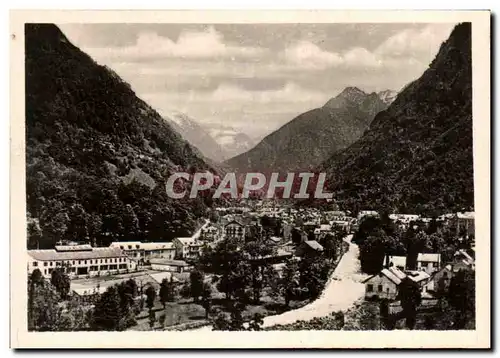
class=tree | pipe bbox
[159,277,176,308]
[200,283,212,319]
[30,268,43,285]
[50,267,70,299]
[212,310,231,331]
[116,279,138,328]
[244,239,276,303]
[201,238,251,301]
[148,309,156,330]
[145,286,156,312]
[319,233,337,262]
[447,269,475,329]
[299,255,330,299]
[28,270,58,331]
[397,278,422,330]
[279,259,300,307]
[189,269,204,303]
[248,313,264,331]
[358,228,389,274]
[91,286,123,331]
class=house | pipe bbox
[296,240,324,257]
[109,241,143,260]
[27,244,135,278]
[109,241,176,263]
[140,242,176,261]
[325,211,347,221]
[417,253,441,274]
[330,220,352,233]
[389,214,421,229]
[455,212,475,238]
[150,258,193,273]
[172,237,204,260]
[199,225,220,242]
[406,270,431,288]
[425,264,453,293]
[266,236,283,247]
[224,219,246,241]
[248,248,293,266]
[452,249,475,271]
[387,255,407,272]
[363,266,406,300]
[357,210,379,221]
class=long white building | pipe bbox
[27,244,135,278]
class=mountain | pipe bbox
[25,24,217,249]
[206,126,256,161]
[377,89,398,105]
[225,87,388,173]
[320,23,472,215]
[163,110,226,162]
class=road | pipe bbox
[192,219,210,239]
[190,234,368,331]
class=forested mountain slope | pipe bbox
[25,24,217,249]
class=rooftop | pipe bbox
[304,240,324,252]
[28,247,126,261]
[417,253,441,262]
[150,258,191,267]
[110,242,174,251]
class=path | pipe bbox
[190,234,367,331]
[192,219,210,239]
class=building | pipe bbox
[389,214,421,229]
[406,270,431,288]
[109,241,176,262]
[296,240,324,257]
[455,212,475,238]
[150,258,193,273]
[330,220,352,233]
[425,264,454,293]
[27,244,135,278]
[199,225,220,242]
[324,211,347,221]
[452,249,475,271]
[387,255,407,272]
[363,266,407,300]
[417,253,441,274]
[224,219,246,240]
[172,237,204,260]
[357,210,379,221]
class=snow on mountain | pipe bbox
[377,89,399,105]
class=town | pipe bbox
[27,202,476,331]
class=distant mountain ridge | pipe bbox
[225,87,389,173]
[162,110,255,162]
[319,23,472,215]
[163,110,226,162]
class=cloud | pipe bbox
[283,40,343,69]
[142,82,327,107]
[375,24,455,60]
[282,24,454,71]
[84,26,266,61]
[283,40,385,70]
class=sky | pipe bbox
[59,23,456,140]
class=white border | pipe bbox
[9,9,491,349]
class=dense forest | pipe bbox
[320,23,474,216]
[25,24,219,249]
